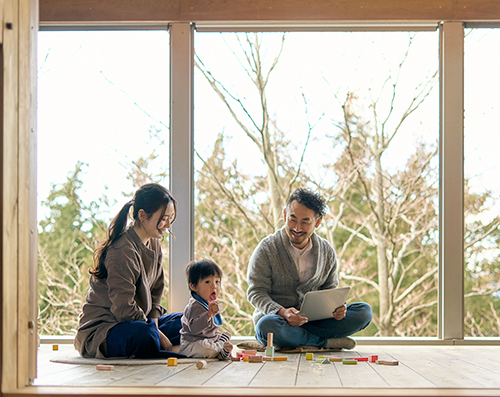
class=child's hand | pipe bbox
[208,301,223,318]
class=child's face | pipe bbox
[190,274,221,303]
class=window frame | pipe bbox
[3,7,500,394]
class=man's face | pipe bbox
[283,200,322,249]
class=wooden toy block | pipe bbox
[306,353,314,360]
[236,352,244,358]
[211,301,224,313]
[242,356,249,362]
[263,356,273,361]
[167,357,177,366]
[316,358,324,363]
[354,357,369,361]
[267,333,274,347]
[376,360,399,366]
[265,346,275,358]
[241,349,257,355]
[327,356,343,362]
[248,355,263,363]
[321,358,330,364]
[342,359,358,365]
[52,344,58,351]
[273,356,287,361]
[96,364,114,371]
[230,356,241,361]
[368,355,378,363]
[317,355,324,359]
[196,360,208,369]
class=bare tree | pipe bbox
[196,33,315,230]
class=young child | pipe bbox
[179,259,233,359]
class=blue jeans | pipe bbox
[255,302,372,348]
[106,312,185,358]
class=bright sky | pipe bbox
[37,28,499,224]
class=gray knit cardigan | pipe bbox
[246,227,339,325]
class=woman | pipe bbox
[74,183,183,358]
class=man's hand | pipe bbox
[278,307,308,327]
[333,304,347,320]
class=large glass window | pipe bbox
[194,31,439,336]
[37,30,170,335]
[464,28,500,337]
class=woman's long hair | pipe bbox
[89,183,177,279]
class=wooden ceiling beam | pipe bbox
[39,0,500,25]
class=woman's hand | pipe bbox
[153,317,173,351]
[159,330,173,351]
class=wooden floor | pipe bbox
[33,344,500,396]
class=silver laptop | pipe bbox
[299,287,351,321]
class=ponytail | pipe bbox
[90,201,133,279]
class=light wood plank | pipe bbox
[295,353,342,387]
[2,0,20,391]
[28,0,39,384]
[32,364,97,386]
[355,348,435,388]
[18,0,34,386]
[381,346,486,388]
[446,345,500,365]
[335,360,388,387]
[204,359,265,387]
[249,354,300,387]
[109,364,190,386]
[69,364,171,387]
[422,347,500,388]
[156,361,231,386]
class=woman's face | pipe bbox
[140,201,175,241]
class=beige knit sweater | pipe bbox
[246,227,339,325]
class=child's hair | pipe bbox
[186,259,223,290]
[90,183,176,279]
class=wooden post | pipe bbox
[1,0,38,390]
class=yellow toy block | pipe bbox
[167,357,177,366]
[306,353,314,360]
[273,356,287,361]
[52,344,58,351]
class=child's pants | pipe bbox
[179,337,226,358]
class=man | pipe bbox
[246,188,372,350]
